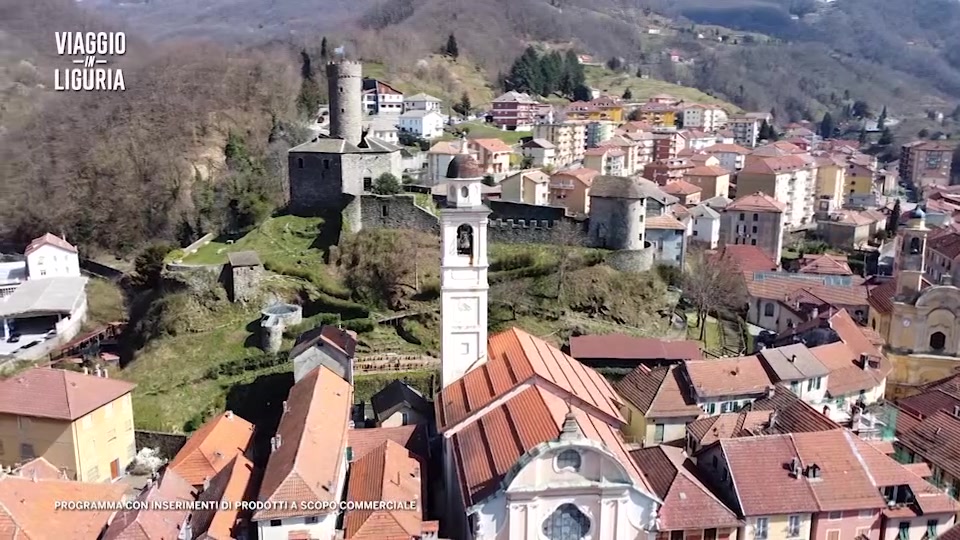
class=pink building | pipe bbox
[490,91,540,130]
[469,138,514,175]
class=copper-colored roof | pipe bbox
[645,215,687,230]
[347,424,429,462]
[0,367,135,421]
[470,138,514,154]
[630,446,740,531]
[343,440,431,539]
[189,454,257,540]
[725,191,786,212]
[436,327,624,431]
[102,469,195,540]
[706,143,751,155]
[798,253,853,276]
[867,278,896,314]
[719,435,820,515]
[552,167,600,187]
[24,233,77,255]
[928,230,960,259]
[897,388,960,424]
[810,341,890,398]
[744,273,868,306]
[790,430,885,511]
[661,179,702,195]
[686,410,773,447]
[169,411,254,486]
[0,475,126,539]
[569,334,702,361]
[255,366,352,521]
[710,245,778,273]
[685,165,730,177]
[614,365,702,418]
[684,356,774,399]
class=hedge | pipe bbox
[204,351,289,380]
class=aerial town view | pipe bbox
[6,0,960,539]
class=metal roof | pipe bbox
[0,276,88,317]
[751,271,853,287]
[759,344,831,382]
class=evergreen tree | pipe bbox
[758,119,773,142]
[453,92,472,116]
[819,112,834,139]
[951,104,960,121]
[635,66,643,78]
[559,49,585,99]
[887,199,901,235]
[858,125,868,145]
[505,46,543,95]
[879,127,893,146]
[320,37,329,60]
[445,34,460,59]
[297,50,322,117]
[572,84,593,102]
[622,87,633,100]
[300,49,314,80]
[878,105,887,129]
[540,51,564,96]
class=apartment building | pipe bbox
[719,192,786,262]
[361,79,404,114]
[738,153,817,228]
[533,122,587,167]
[727,115,765,148]
[490,91,540,130]
[682,104,729,132]
[899,140,955,189]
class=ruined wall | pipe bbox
[605,248,655,273]
[487,218,589,246]
[360,194,440,233]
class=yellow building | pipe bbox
[635,104,678,127]
[613,365,702,446]
[565,98,625,123]
[869,208,960,399]
[0,367,137,482]
[814,155,846,214]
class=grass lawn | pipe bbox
[85,279,126,327]
[363,56,495,113]
[437,121,531,145]
[584,66,740,111]
[182,215,327,266]
[686,312,723,352]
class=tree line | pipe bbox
[502,47,591,101]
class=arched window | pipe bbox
[456,224,474,256]
[296,157,304,169]
[555,449,581,472]
[930,331,947,351]
[461,186,469,198]
[763,303,775,317]
[910,237,921,255]
[542,504,590,540]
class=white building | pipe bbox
[364,114,400,145]
[682,104,728,132]
[704,143,751,172]
[404,93,443,113]
[500,170,551,206]
[435,144,662,540]
[757,344,830,405]
[25,233,80,279]
[0,276,89,349]
[520,138,556,168]
[361,79,404,115]
[398,109,445,140]
[727,115,765,148]
[688,204,721,248]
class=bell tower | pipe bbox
[896,206,929,300]
[440,140,490,388]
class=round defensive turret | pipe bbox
[326,60,363,147]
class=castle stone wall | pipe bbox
[288,152,347,214]
[361,195,440,234]
[588,197,646,250]
[605,249,655,273]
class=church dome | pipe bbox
[446,154,484,180]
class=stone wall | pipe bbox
[360,194,440,234]
[231,265,263,302]
[487,218,590,246]
[288,152,347,213]
[488,200,567,222]
[135,430,188,460]
[605,248,655,273]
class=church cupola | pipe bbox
[445,139,484,208]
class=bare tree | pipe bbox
[551,220,585,302]
[682,248,748,340]
[491,279,530,321]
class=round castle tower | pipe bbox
[326,60,363,147]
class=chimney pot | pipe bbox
[790,355,797,363]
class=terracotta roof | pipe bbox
[470,138,513,154]
[255,366,352,521]
[902,462,932,477]
[347,425,429,462]
[940,524,960,540]
[685,165,730,177]
[436,327,624,431]
[740,154,811,175]
[661,179,702,196]
[552,167,599,187]
[798,253,854,276]
[706,143,751,155]
[0,367,135,421]
[614,365,703,418]
[897,409,960,481]
[754,141,807,155]
[11,458,64,480]
[686,410,774,448]
[102,469,195,540]
[725,191,786,212]
[671,203,693,220]
[645,215,687,230]
[0,475,126,540]
[744,273,868,306]
[584,146,611,156]
[684,356,774,399]
[791,430,887,511]
[189,454,257,540]
[426,140,464,155]
[897,388,960,425]
[343,440,431,539]
[569,334,702,361]
[169,411,254,486]
[809,341,889,398]
[867,278,896,314]
[24,233,77,255]
[711,245,778,273]
[928,230,960,259]
[630,446,740,531]
[719,435,820,515]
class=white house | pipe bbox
[25,233,80,279]
[361,79,404,115]
[757,344,830,405]
[688,204,721,248]
[404,93,443,113]
[682,104,728,132]
[520,138,556,168]
[365,114,400,145]
[704,143,751,172]
[426,140,478,185]
[398,109,445,140]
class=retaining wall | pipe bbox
[135,430,188,460]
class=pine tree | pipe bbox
[320,37,328,60]
[453,92,472,116]
[887,199,901,235]
[635,66,643,78]
[622,87,633,100]
[819,112,834,139]
[445,34,459,59]
[297,50,322,118]
[878,127,893,146]
[540,51,564,96]
[858,125,868,145]
[878,105,888,130]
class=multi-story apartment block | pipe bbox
[899,140,955,189]
[584,120,616,148]
[361,79,404,115]
[490,91,540,130]
[583,146,624,176]
[565,97,625,123]
[634,102,679,127]
[737,149,818,228]
[814,154,847,215]
[682,104,729,132]
[719,192,786,262]
[533,122,587,167]
[652,127,682,160]
[727,113,769,148]
[644,157,695,185]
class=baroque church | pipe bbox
[434,144,662,540]
[869,206,960,398]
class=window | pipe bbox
[753,213,759,221]
[381,205,388,218]
[751,239,757,245]
[829,511,843,520]
[654,424,665,443]
[827,531,841,540]
[788,515,801,537]
[739,213,745,221]
[752,225,758,234]
[856,528,869,539]
[37,256,44,265]
[296,157,304,169]
[898,522,910,540]
[556,449,582,472]
[693,230,699,236]
[323,159,330,170]
[19,443,35,460]
[755,517,769,540]
[542,503,590,540]
[764,303,775,317]
[705,529,718,540]
[671,532,684,540]
[86,466,99,480]
[807,379,814,391]
[363,176,373,191]
[107,428,117,442]
[791,381,800,394]
[461,186,469,198]
[721,401,734,413]
[456,224,474,256]
[815,377,822,389]
[707,403,716,414]
[859,510,874,519]
[927,519,938,539]
[305,516,319,524]
[270,520,282,527]
[930,331,946,351]
[39,270,46,276]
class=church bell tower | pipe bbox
[439,140,491,388]
[896,206,929,300]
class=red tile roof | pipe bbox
[347,425,429,463]
[569,334,702,362]
[189,454,257,540]
[470,138,513,154]
[661,179,702,196]
[11,458,65,481]
[255,366,352,521]
[684,356,774,399]
[645,215,687,230]
[718,435,820,515]
[0,474,126,540]
[552,167,599,187]
[706,143,752,155]
[867,278,896,314]
[102,469,195,540]
[790,430,885,511]
[169,411,254,486]
[809,341,889,397]
[928,230,960,259]
[0,367,135,421]
[799,254,854,276]
[744,273,869,306]
[726,191,786,212]
[630,445,740,531]
[686,410,774,448]
[897,409,960,481]
[24,233,77,255]
[711,245,779,273]
[685,165,730,176]
[613,365,703,418]
[744,385,841,432]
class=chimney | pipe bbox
[766,385,775,398]
[275,434,282,448]
[201,477,210,492]
[94,366,102,378]
[789,354,797,363]
[103,368,108,379]
[177,516,193,540]
[768,410,778,430]
[859,353,870,370]
[789,457,801,477]
[811,307,819,319]
[225,410,233,419]
[953,405,960,418]
[83,367,89,375]
[803,463,821,479]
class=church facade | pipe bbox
[434,145,661,540]
[871,208,960,398]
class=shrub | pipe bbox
[313,293,370,320]
[203,351,290,380]
[490,251,538,272]
[341,317,375,333]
